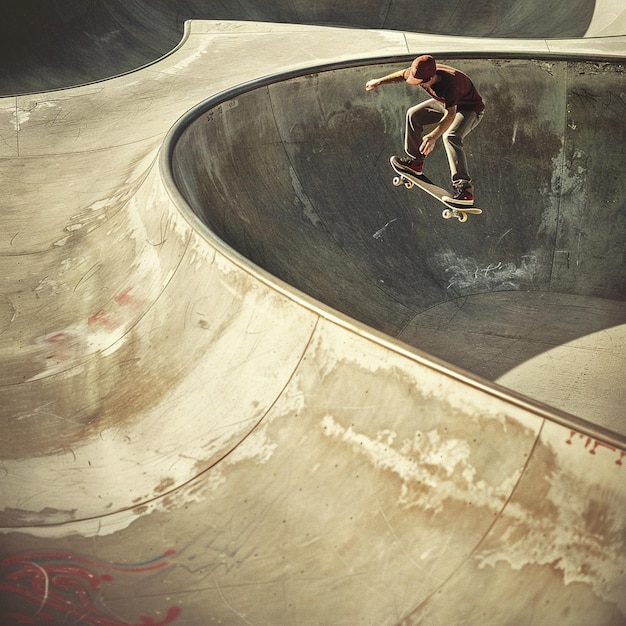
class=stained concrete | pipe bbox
[172,57,626,432]
[0,5,625,626]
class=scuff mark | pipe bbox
[373,218,398,240]
[289,166,320,226]
[440,251,538,291]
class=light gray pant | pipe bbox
[405,98,483,187]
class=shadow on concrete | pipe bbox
[0,0,599,95]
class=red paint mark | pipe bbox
[114,288,137,307]
[88,288,142,331]
[566,430,625,466]
[88,309,104,325]
[41,332,73,362]
[87,309,120,331]
[43,332,70,344]
[0,550,181,625]
[88,309,108,327]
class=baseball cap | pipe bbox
[410,55,436,81]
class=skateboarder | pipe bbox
[366,55,484,205]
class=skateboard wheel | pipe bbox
[442,209,452,220]
[392,176,403,187]
[457,212,468,223]
[404,180,414,189]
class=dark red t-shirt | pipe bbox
[422,64,485,113]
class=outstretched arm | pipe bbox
[365,68,409,91]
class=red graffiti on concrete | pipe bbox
[0,549,181,625]
[566,430,625,466]
[88,288,143,331]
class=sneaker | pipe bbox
[448,184,474,206]
[393,156,423,176]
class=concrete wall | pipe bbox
[172,57,625,348]
[0,0,609,95]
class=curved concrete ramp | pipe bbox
[172,57,626,432]
[0,18,625,626]
[1,0,625,95]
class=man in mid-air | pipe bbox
[366,55,485,206]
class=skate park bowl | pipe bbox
[2,0,626,96]
[1,2,625,625]
[170,56,626,433]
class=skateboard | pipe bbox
[390,156,482,223]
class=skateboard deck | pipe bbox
[390,156,482,223]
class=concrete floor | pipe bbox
[403,292,625,429]
[0,2,625,625]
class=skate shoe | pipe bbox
[448,183,474,206]
[393,156,424,176]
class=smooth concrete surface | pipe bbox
[0,7,625,626]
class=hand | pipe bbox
[365,79,380,91]
[419,134,437,155]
